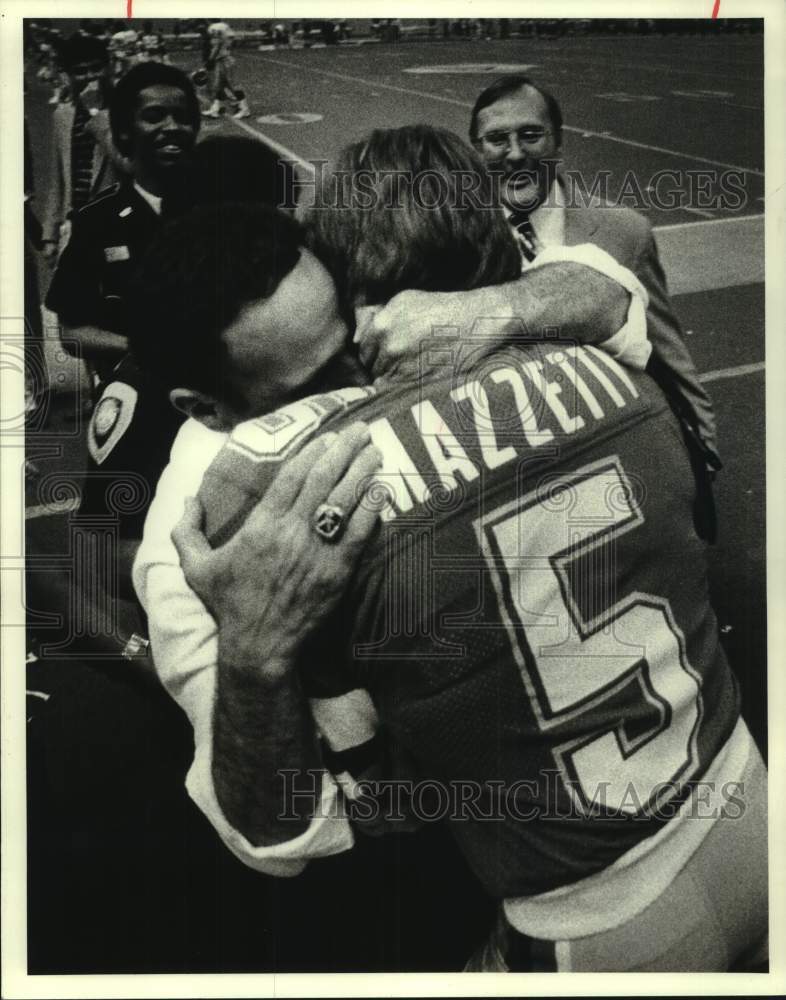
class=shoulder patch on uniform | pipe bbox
[87,381,138,464]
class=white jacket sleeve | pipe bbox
[530,243,652,371]
[132,419,354,875]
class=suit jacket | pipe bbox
[42,102,123,246]
[562,202,719,463]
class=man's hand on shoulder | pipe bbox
[172,422,383,674]
[171,422,383,847]
[355,257,634,383]
[357,288,517,382]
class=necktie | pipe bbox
[71,102,96,211]
[509,211,537,263]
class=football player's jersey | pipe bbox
[207,23,233,61]
[200,342,739,898]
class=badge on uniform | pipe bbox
[93,396,122,439]
[104,245,131,262]
[88,381,138,464]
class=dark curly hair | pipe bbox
[128,204,303,401]
[163,135,299,216]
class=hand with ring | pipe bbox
[172,422,383,677]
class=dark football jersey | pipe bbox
[199,342,739,898]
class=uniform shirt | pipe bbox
[46,182,161,343]
[47,182,178,538]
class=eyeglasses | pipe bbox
[477,127,553,153]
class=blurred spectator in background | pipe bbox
[202,21,250,120]
[40,33,118,260]
[29,22,68,105]
[24,117,49,433]
[138,20,170,64]
[108,26,140,84]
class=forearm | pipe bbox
[62,323,129,361]
[490,262,629,344]
[212,635,323,846]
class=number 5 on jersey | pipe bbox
[476,457,703,816]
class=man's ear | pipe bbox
[169,388,228,430]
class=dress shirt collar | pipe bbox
[133,181,162,216]
[504,178,566,250]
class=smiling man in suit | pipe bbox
[468,74,719,469]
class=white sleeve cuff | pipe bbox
[186,744,355,877]
[531,243,652,371]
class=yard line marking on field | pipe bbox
[403,37,764,85]
[683,207,718,219]
[557,61,760,86]
[257,56,477,109]
[25,498,80,520]
[229,115,316,176]
[253,56,764,178]
[699,361,765,384]
[671,94,762,112]
[561,128,763,177]
[654,212,764,232]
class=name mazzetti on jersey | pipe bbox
[368,344,642,521]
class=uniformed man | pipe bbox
[46,61,201,386]
[81,130,301,614]
[42,63,200,618]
